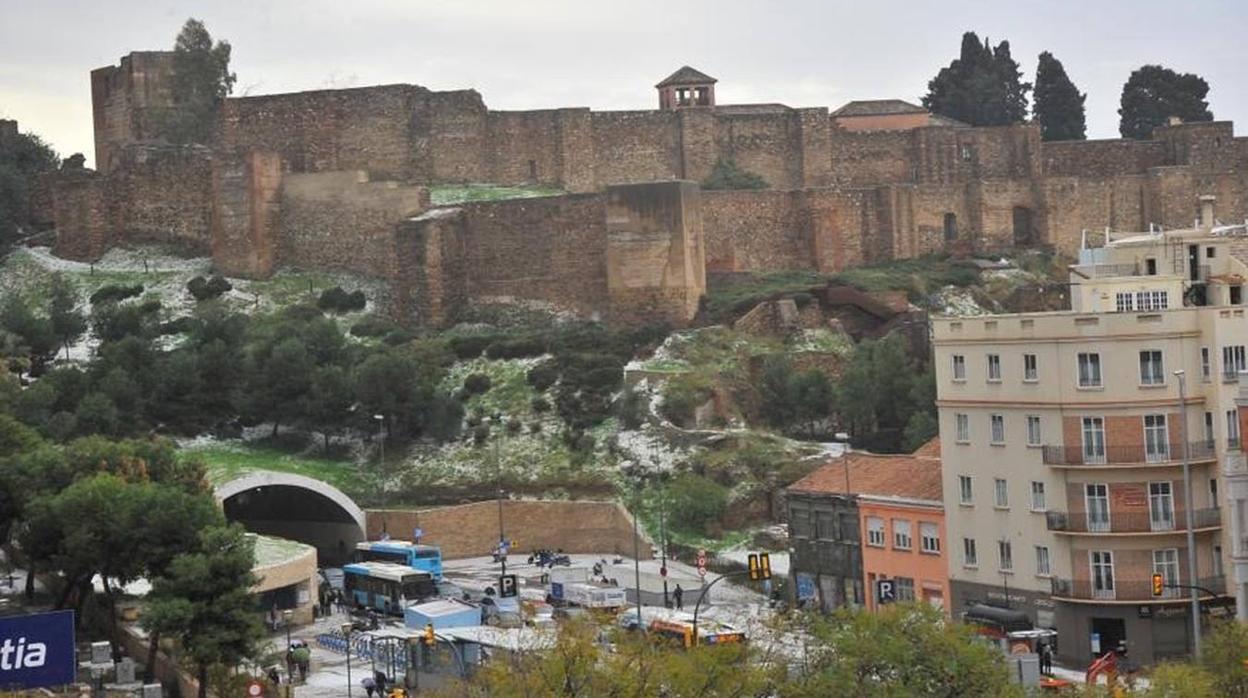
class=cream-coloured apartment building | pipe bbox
[934,197,1248,664]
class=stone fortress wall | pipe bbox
[48,51,1248,326]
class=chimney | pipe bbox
[1199,195,1216,231]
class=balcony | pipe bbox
[1041,441,1216,467]
[1051,575,1226,602]
[1046,508,1221,534]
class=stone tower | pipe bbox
[656,66,716,110]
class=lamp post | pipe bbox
[371,414,381,469]
[342,623,354,697]
[1175,369,1202,659]
[497,487,507,578]
[282,609,293,649]
[632,480,644,633]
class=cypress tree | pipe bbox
[923,32,1031,127]
[1033,51,1087,141]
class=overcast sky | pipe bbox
[3,0,1246,167]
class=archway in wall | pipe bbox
[216,472,367,566]
[1013,206,1035,246]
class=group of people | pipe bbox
[266,640,311,686]
[361,670,408,697]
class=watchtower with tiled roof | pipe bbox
[656,66,716,110]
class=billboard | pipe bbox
[0,610,76,689]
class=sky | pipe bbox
[2,0,1246,167]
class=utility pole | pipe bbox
[495,430,507,577]
[633,481,644,632]
[374,414,385,506]
[1175,370,1202,659]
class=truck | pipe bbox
[561,583,627,610]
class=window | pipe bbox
[1026,415,1042,446]
[955,413,970,443]
[816,511,837,540]
[1211,478,1219,508]
[943,213,958,241]
[951,354,966,381]
[993,478,1009,508]
[1201,347,1212,381]
[1137,291,1168,310]
[1030,481,1047,512]
[1085,483,1111,532]
[1023,353,1038,381]
[840,513,860,542]
[960,144,973,161]
[1149,482,1175,531]
[1224,345,1246,380]
[1078,353,1102,387]
[987,354,1002,381]
[1082,417,1106,464]
[963,538,978,567]
[893,520,912,550]
[896,577,916,601]
[1091,550,1115,599]
[1146,258,1157,275]
[1207,246,1217,259]
[998,540,1013,571]
[1139,350,1165,385]
[920,522,940,554]
[958,475,973,505]
[1205,411,1215,445]
[1144,414,1170,462]
[790,509,811,538]
[990,414,1005,444]
[1035,545,1051,576]
[866,517,885,547]
[1229,410,1241,448]
[1153,549,1179,598]
[1232,286,1244,305]
[1214,545,1224,576]
[1115,293,1135,313]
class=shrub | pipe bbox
[159,317,197,336]
[667,473,729,533]
[187,275,232,301]
[526,361,559,391]
[471,424,490,445]
[449,334,499,359]
[317,286,367,313]
[89,284,144,305]
[506,417,522,435]
[382,329,414,346]
[660,373,714,426]
[463,373,492,395]
[485,336,546,359]
[350,316,397,338]
[702,158,767,191]
[530,396,551,413]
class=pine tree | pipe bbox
[923,32,1031,127]
[1033,52,1087,141]
[1118,65,1213,139]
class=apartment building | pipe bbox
[787,441,946,613]
[934,197,1248,664]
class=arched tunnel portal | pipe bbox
[215,472,367,566]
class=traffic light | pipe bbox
[748,553,772,581]
[423,623,436,647]
[1151,573,1164,597]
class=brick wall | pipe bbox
[590,111,680,184]
[51,170,113,260]
[714,111,802,188]
[111,144,214,252]
[210,150,282,278]
[277,170,427,279]
[1043,139,1168,177]
[366,500,652,560]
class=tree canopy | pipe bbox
[0,125,58,251]
[1033,51,1086,141]
[923,32,1031,127]
[1118,65,1213,139]
[160,18,236,144]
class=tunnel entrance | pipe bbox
[217,473,367,566]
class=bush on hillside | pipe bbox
[349,316,397,338]
[89,284,144,305]
[667,473,729,533]
[463,373,492,395]
[485,336,546,359]
[449,334,500,359]
[187,275,232,301]
[317,286,367,313]
[526,361,559,391]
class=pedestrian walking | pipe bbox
[674,584,684,610]
[362,675,377,698]
[293,643,311,683]
[1039,641,1053,676]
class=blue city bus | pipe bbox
[354,540,444,581]
[342,562,437,615]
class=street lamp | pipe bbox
[374,412,386,462]
[282,609,293,649]
[342,622,354,697]
[1175,369,1202,659]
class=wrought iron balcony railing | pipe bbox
[1041,441,1216,466]
[1045,508,1221,534]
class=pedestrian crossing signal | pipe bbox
[1151,573,1164,597]
[748,553,772,581]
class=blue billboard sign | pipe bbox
[0,610,76,689]
[794,573,816,601]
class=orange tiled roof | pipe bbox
[912,437,941,459]
[788,446,942,502]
